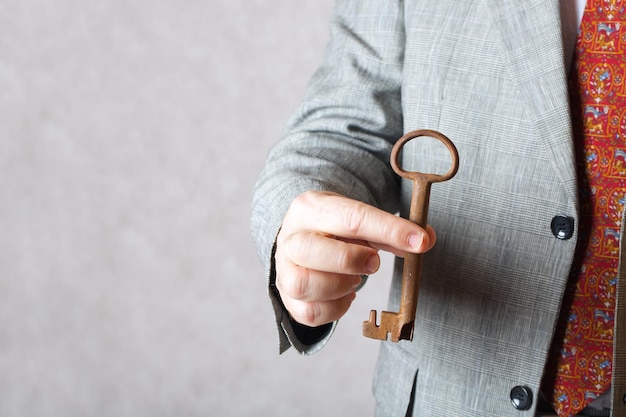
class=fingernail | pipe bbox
[408,233,426,250]
[365,254,380,274]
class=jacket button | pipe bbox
[551,215,574,240]
[510,386,533,410]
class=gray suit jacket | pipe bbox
[250,0,626,416]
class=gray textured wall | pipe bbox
[0,1,394,416]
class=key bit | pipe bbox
[363,129,459,342]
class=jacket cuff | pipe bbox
[268,240,336,354]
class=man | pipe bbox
[251,1,626,416]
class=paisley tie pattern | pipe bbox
[544,1,626,416]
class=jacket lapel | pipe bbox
[484,0,579,209]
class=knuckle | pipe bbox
[335,242,374,274]
[281,232,308,263]
[288,269,310,300]
[276,264,311,301]
[290,191,310,211]
[283,192,313,226]
[382,221,404,246]
[292,190,323,212]
[335,245,356,272]
[339,202,366,235]
[294,238,319,270]
[294,302,322,327]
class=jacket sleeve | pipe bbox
[250,0,406,354]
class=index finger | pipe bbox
[286,191,431,254]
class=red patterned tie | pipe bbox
[543,2,626,416]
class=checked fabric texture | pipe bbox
[543,1,626,416]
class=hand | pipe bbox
[275,190,436,327]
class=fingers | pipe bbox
[276,255,363,302]
[276,267,360,327]
[285,191,432,254]
[275,238,367,326]
[281,231,380,275]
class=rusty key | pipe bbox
[363,129,459,342]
